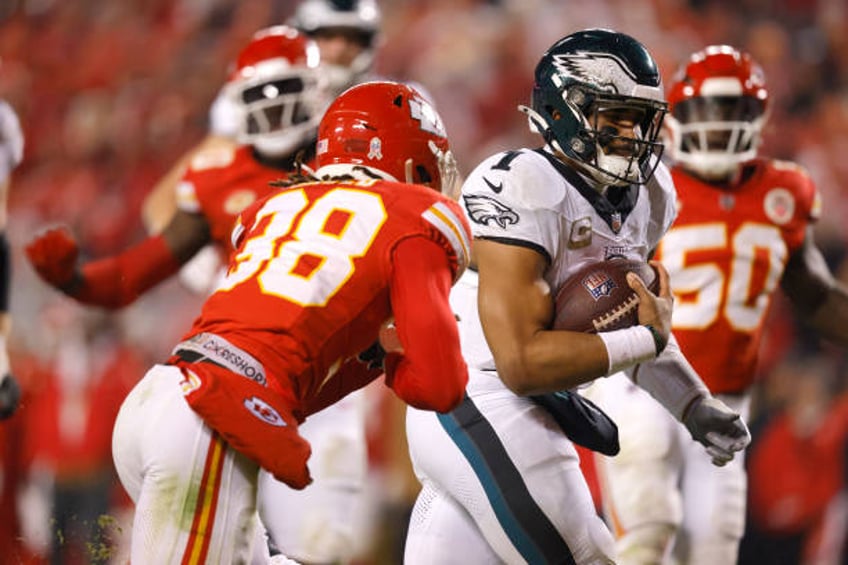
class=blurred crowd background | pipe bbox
[1,0,847,563]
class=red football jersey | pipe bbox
[177,145,312,250]
[656,158,821,394]
[185,177,471,410]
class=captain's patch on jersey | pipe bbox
[568,216,592,249]
[463,194,519,229]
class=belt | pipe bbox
[170,332,268,386]
[172,348,226,369]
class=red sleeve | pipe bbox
[74,235,183,308]
[384,236,468,413]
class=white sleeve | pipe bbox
[0,100,24,183]
[625,333,709,421]
[460,150,563,260]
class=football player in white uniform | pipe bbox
[586,46,848,565]
[403,29,752,565]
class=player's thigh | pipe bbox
[405,481,502,565]
[584,373,684,531]
[113,364,262,564]
[407,388,615,564]
[258,390,368,562]
[673,394,749,565]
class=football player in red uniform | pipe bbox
[24,26,348,563]
[25,26,324,308]
[93,80,468,563]
[587,45,848,565]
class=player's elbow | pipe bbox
[393,363,467,413]
[496,356,541,396]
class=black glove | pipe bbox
[357,341,387,371]
[0,373,20,419]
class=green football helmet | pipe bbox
[520,28,668,187]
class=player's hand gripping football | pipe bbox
[629,260,673,351]
[683,395,751,466]
[25,226,82,293]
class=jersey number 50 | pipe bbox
[217,187,387,306]
[658,222,787,331]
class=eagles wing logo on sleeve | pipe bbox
[463,194,519,229]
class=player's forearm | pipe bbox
[388,237,467,412]
[74,235,183,308]
[629,334,710,421]
[492,330,611,396]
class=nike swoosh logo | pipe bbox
[483,176,503,193]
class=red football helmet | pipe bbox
[665,45,769,180]
[225,25,326,157]
[315,81,457,193]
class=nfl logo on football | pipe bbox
[583,272,616,300]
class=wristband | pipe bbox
[598,325,657,374]
[643,324,667,355]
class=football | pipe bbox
[553,258,659,333]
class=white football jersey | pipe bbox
[455,147,677,371]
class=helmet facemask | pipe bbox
[665,94,766,181]
[229,64,324,158]
[524,86,667,188]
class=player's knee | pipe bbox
[615,522,676,565]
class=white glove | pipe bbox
[683,395,751,466]
[0,99,24,183]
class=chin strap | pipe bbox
[518,104,551,142]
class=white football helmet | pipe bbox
[225,26,324,158]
